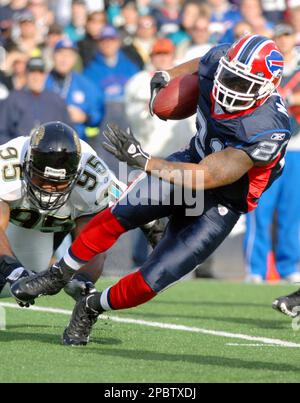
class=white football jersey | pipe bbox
[0,137,125,233]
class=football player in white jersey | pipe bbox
[0,121,162,303]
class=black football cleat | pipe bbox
[63,293,102,346]
[272,289,300,318]
[10,263,75,305]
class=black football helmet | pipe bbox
[24,121,82,211]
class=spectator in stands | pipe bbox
[117,1,139,40]
[123,15,158,69]
[83,25,140,144]
[11,10,43,56]
[4,49,28,90]
[177,13,213,62]
[84,0,105,13]
[77,11,107,68]
[232,19,253,39]
[84,25,139,104]
[49,0,104,27]
[239,0,274,37]
[290,6,300,47]
[276,23,300,131]
[106,0,152,28]
[0,81,8,100]
[220,0,273,43]
[45,38,104,141]
[64,0,88,43]
[0,57,71,144]
[220,19,253,43]
[136,0,153,16]
[0,0,28,22]
[0,64,10,100]
[208,0,241,43]
[260,0,286,24]
[0,19,14,51]
[105,0,124,26]
[125,38,195,266]
[152,0,183,35]
[42,23,64,71]
[0,66,12,92]
[48,0,73,26]
[168,0,205,47]
[245,23,300,284]
[28,0,54,38]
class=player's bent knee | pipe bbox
[141,251,198,293]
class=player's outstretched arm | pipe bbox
[103,124,254,191]
[147,148,254,190]
[166,58,201,80]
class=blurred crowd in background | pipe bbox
[1,0,300,282]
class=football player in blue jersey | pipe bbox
[11,35,292,345]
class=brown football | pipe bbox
[153,72,199,120]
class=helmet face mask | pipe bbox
[24,161,81,211]
[212,35,284,112]
[24,122,82,211]
[213,56,277,112]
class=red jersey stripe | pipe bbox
[247,154,282,212]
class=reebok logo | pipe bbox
[271,133,286,141]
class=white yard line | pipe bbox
[0,302,299,348]
[226,343,276,347]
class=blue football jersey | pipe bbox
[191,44,291,213]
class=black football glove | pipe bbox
[103,124,151,170]
[141,219,167,249]
[149,70,171,116]
[0,255,35,308]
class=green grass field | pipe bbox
[1,279,300,383]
